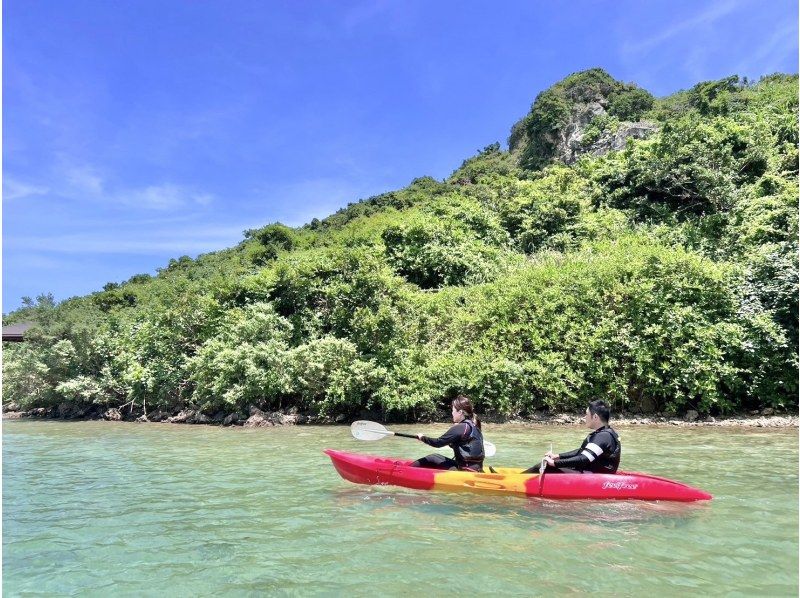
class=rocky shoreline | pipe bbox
[2,402,797,428]
[1,403,318,428]
[487,412,798,428]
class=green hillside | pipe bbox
[4,69,797,421]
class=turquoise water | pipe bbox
[3,421,798,596]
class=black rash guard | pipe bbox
[554,425,621,473]
[419,420,484,471]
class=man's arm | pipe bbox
[555,432,614,469]
[554,447,581,459]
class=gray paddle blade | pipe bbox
[350,420,393,441]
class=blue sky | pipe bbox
[3,0,797,311]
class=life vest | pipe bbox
[589,426,621,473]
[452,419,485,471]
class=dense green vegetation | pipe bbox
[4,69,797,420]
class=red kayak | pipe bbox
[325,449,712,501]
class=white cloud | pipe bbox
[65,166,104,195]
[3,253,65,269]
[116,184,214,211]
[621,0,746,56]
[4,172,388,262]
[7,223,250,255]
[250,177,386,226]
[343,0,393,32]
[735,21,797,76]
[52,163,216,211]
[3,177,49,200]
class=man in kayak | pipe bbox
[410,395,485,472]
[523,399,621,474]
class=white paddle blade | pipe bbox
[351,420,393,441]
[484,440,497,458]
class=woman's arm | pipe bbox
[419,423,468,448]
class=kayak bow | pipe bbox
[324,449,712,501]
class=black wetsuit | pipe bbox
[412,420,485,472]
[524,425,621,474]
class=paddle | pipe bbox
[538,441,554,491]
[350,420,497,457]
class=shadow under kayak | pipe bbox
[324,449,712,501]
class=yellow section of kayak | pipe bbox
[431,469,539,496]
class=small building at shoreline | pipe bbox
[2,322,34,342]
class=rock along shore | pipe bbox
[2,402,797,428]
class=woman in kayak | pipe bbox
[411,395,485,472]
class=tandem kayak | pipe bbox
[324,449,712,501]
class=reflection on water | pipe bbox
[3,421,798,596]
[331,485,711,526]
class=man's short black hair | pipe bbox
[588,400,611,423]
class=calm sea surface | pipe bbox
[3,420,798,596]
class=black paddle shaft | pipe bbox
[393,432,418,439]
